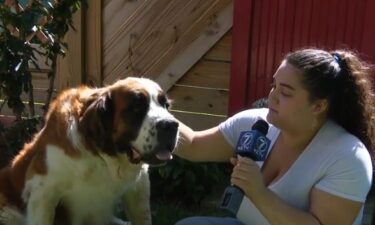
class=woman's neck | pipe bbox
[279,118,326,152]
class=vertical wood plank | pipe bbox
[361,0,375,63]
[57,8,84,90]
[255,0,268,103]
[228,0,253,115]
[85,0,102,87]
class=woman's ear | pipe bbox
[312,98,329,115]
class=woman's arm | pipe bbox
[251,186,362,225]
[309,188,362,225]
[231,157,362,225]
[174,121,235,162]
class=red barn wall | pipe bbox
[229,0,375,115]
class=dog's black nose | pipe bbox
[156,120,179,151]
[156,120,179,134]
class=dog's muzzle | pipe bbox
[142,119,179,165]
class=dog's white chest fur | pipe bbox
[23,145,147,225]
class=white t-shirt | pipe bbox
[218,108,373,225]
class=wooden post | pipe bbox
[85,0,102,87]
[57,8,84,90]
[228,0,253,115]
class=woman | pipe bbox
[174,48,375,225]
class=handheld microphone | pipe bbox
[219,119,270,216]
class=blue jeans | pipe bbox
[175,216,246,225]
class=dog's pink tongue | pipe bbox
[156,151,173,161]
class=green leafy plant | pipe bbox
[149,156,231,205]
[0,116,41,167]
[0,0,85,165]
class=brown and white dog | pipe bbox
[0,77,179,225]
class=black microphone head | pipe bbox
[251,120,269,136]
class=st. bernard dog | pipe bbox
[0,77,179,225]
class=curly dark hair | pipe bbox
[286,48,375,154]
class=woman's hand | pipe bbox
[230,156,266,198]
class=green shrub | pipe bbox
[0,0,84,166]
[149,156,231,205]
[0,116,42,167]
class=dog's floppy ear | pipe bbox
[78,92,115,153]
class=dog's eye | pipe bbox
[165,101,170,109]
[158,94,170,109]
[128,92,148,113]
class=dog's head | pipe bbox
[78,77,179,165]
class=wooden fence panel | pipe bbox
[172,111,226,131]
[169,86,228,116]
[168,30,232,130]
[102,0,231,84]
[176,60,230,89]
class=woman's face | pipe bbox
[266,61,319,131]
